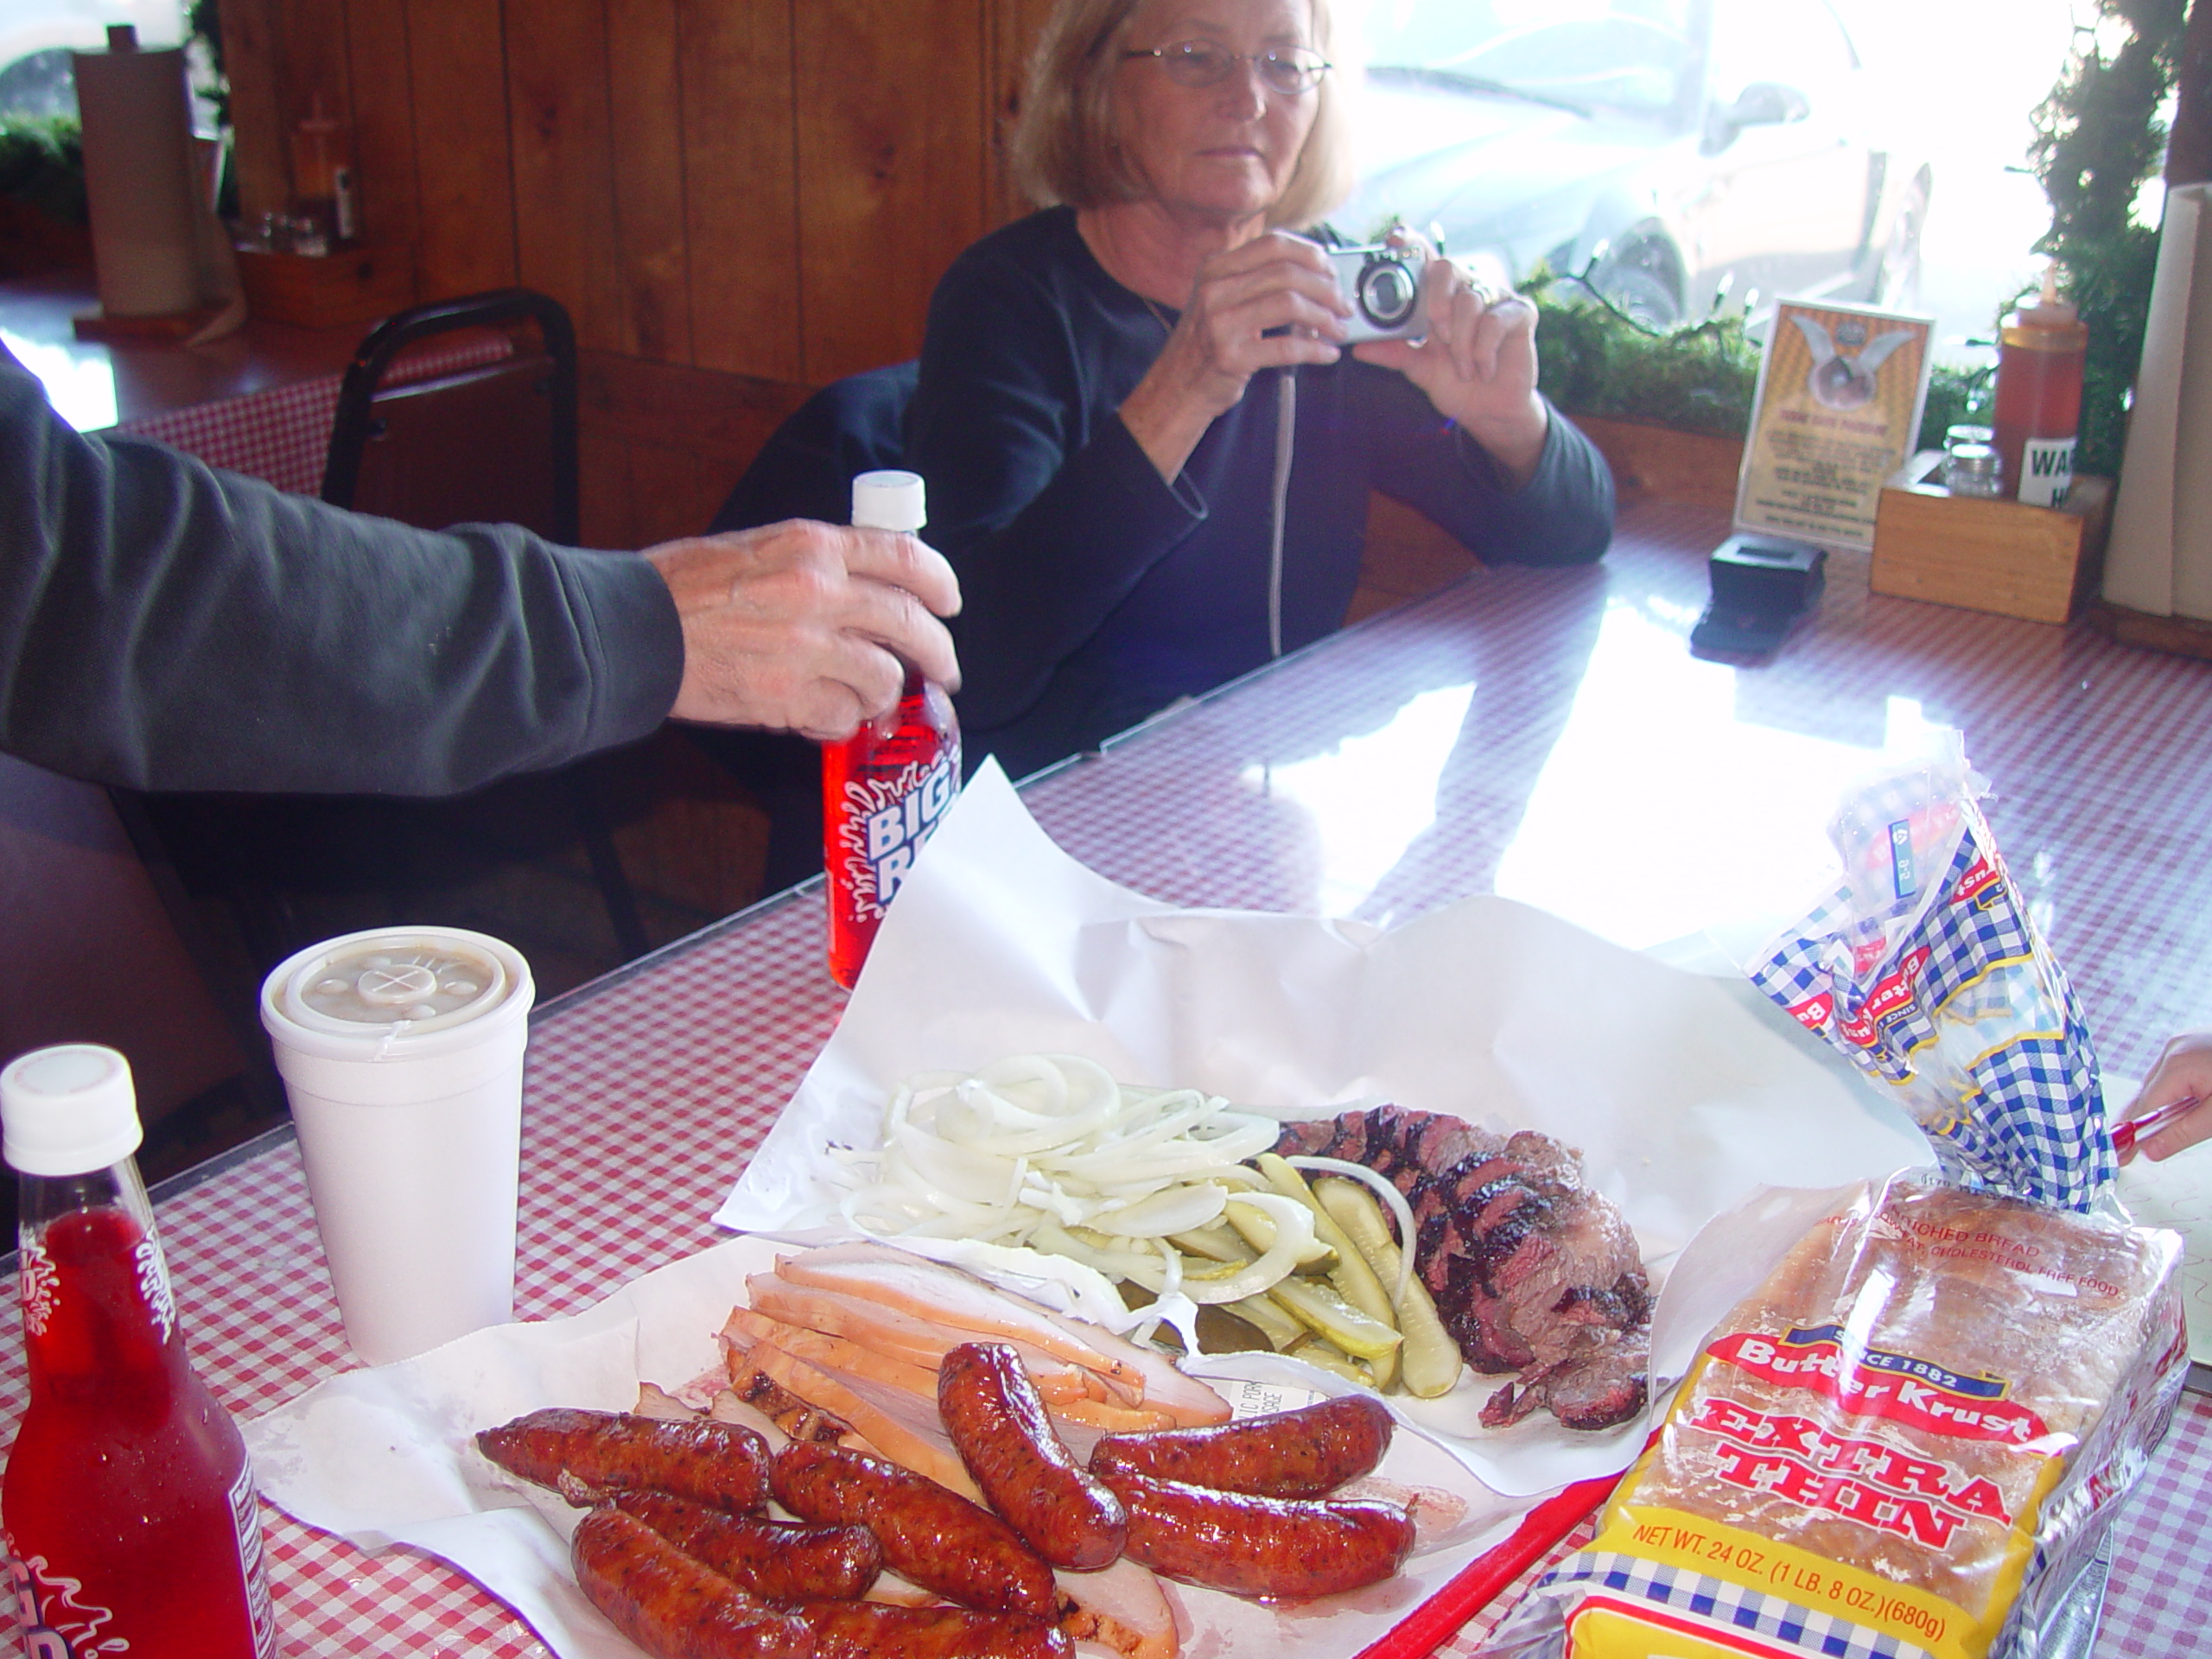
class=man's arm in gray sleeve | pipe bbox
[0,345,683,796]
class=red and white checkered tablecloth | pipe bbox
[2100,1395,2212,1656]
[5,499,2209,1656]
[109,333,515,496]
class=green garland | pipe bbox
[1528,264,1988,454]
[1528,1,2187,472]
[0,116,85,225]
[188,0,232,134]
[1525,267,1760,438]
[2028,0,2187,479]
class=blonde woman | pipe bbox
[905,0,1615,777]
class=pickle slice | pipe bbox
[1224,1197,1335,1268]
[1268,1274,1403,1363]
[1315,1178,1463,1399]
[1256,1154,1402,1388]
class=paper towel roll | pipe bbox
[2104,182,2212,621]
[72,39,202,319]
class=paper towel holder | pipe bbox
[71,24,240,345]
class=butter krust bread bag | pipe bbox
[1487,1173,2185,1659]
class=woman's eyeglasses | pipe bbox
[1121,41,1332,96]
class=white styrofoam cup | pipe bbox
[259,926,534,1366]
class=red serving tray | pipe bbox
[1354,1471,1618,1659]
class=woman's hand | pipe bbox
[2117,1030,2212,1163]
[1119,232,1349,482]
[1355,257,1549,487]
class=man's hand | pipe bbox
[644,520,961,741]
[2117,1029,2212,1163]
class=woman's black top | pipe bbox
[905,207,1616,778]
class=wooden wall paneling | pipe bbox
[1346,493,1475,624]
[606,741,770,921]
[272,0,354,180]
[578,425,639,549]
[507,0,627,352]
[678,0,802,382]
[626,438,741,548]
[340,0,423,258]
[605,0,694,362]
[793,0,988,383]
[403,0,518,299]
[579,349,811,471]
[217,0,288,223]
[984,0,1057,229]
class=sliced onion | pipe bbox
[837,1055,1324,1320]
[1092,1182,1228,1238]
[1033,1219,1166,1288]
[1178,1193,1314,1304]
[886,1120,1020,1203]
[900,1236,1147,1335]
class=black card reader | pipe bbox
[1689,535,1827,660]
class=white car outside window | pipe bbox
[1,0,186,118]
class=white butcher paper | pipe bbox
[245,1235,1535,1659]
[715,761,1927,1493]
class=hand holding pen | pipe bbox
[2113,1030,2212,1163]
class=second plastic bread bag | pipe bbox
[1744,730,2110,1211]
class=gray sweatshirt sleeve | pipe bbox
[0,343,683,795]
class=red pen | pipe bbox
[2112,1091,2203,1157]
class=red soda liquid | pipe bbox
[823,666,960,988]
[3,1206,275,1659]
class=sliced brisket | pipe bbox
[1274,1106,1649,1431]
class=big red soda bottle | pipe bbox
[1,1046,276,1659]
[823,470,961,988]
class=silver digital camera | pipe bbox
[1327,243,1427,342]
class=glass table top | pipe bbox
[1021,499,2212,1081]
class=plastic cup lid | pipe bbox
[268,929,524,1040]
[1,1044,143,1177]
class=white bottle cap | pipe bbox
[852,470,926,532]
[1,1044,143,1177]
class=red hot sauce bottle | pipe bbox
[1,1045,276,1659]
[823,470,962,988]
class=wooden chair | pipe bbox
[322,287,580,539]
[318,289,647,958]
[132,289,654,979]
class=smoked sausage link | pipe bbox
[938,1342,1127,1569]
[571,1509,815,1659]
[479,1408,770,1511]
[770,1440,1058,1618]
[798,1600,1074,1659]
[1089,1393,1393,1499]
[611,1489,882,1602]
[1096,1468,1415,1601]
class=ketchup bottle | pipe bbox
[1992,264,2088,507]
[1,1045,277,1659]
[822,470,961,988]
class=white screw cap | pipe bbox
[1,1044,143,1177]
[852,470,926,532]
